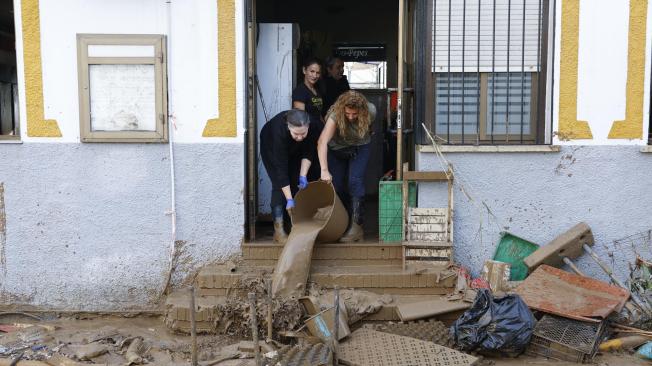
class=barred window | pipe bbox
[417,0,549,145]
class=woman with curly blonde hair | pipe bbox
[317,90,376,242]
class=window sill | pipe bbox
[641,146,652,153]
[419,145,561,153]
[0,137,22,144]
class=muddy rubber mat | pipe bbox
[370,319,453,347]
[339,328,477,366]
[271,343,332,366]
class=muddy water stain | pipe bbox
[271,182,348,298]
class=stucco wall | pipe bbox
[417,146,652,283]
[0,143,243,310]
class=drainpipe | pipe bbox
[161,0,178,298]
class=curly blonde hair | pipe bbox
[327,91,371,139]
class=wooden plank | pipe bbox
[403,170,450,181]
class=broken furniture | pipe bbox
[401,163,454,270]
[523,222,594,276]
[515,265,629,322]
[396,297,470,322]
[526,314,606,363]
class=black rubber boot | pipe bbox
[340,197,364,243]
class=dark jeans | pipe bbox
[328,143,371,201]
[261,156,300,219]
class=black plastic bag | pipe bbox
[451,289,535,355]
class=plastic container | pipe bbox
[293,181,348,243]
[493,232,539,281]
[379,181,416,242]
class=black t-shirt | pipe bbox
[259,111,319,189]
[292,83,324,124]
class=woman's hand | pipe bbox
[320,169,332,182]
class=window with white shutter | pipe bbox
[417,0,550,145]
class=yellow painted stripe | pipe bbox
[558,0,592,140]
[22,0,61,137]
[202,0,237,138]
[608,0,648,139]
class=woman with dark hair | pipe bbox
[292,57,324,125]
[317,91,375,242]
[292,57,324,180]
[260,109,318,243]
[321,56,350,115]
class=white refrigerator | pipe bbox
[256,23,300,216]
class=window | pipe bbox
[334,44,387,89]
[77,34,168,142]
[0,0,19,140]
[417,0,549,145]
[344,61,387,89]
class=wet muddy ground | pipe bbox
[0,314,648,366]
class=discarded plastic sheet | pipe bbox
[452,289,535,356]
[515,265,629,321]
[338,328,477,366]
[271,181,348,298]
[396,298,470,321]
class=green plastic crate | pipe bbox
[379,181,416,243]
[493,232,540,281]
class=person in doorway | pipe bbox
[317,91,375,242]
[321,56,350,115]
[293,57,325,126]
[292,57,324,180]
[260,109,318,243]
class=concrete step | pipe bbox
[163,290,225,333]
[241,241,404,266]
[164,291,465,334]
[195,263,457,297]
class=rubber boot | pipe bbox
[340,198,364,243]
[273,218,288,244]
[272,205,288,244]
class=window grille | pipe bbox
[417,0,550,145]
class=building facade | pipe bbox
[0,0,650,310]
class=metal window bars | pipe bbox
[431,0,547,145]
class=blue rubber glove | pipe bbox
[286,199,295,210]
[298,176,308,190]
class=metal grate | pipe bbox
[526,314,605,363]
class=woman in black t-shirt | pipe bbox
[292,58,324,125]
[292,57,324,180]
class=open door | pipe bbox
[245,0,258,241]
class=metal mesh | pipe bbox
[614,229,652,259]
[526,314,604,363]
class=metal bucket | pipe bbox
[293,181,348,243]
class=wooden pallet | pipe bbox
[401,164,454,270]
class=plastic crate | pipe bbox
[493,232,539,281]
[379,181,416,243]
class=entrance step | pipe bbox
[241,242,403,266]
[164,291,464,334]
[195,263,456,297]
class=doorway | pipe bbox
[246,0,416,242]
